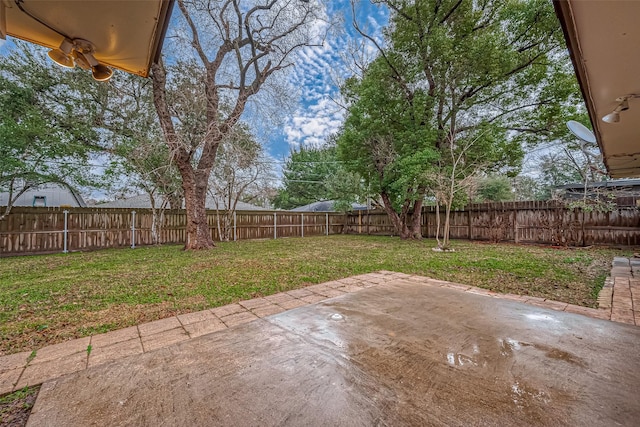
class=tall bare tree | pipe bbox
[151,0,326,249]
[209,125,276,241]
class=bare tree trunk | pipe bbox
[380,192,412,239]
[409,199,423,239]
[149,191,159,245]
[152,60,214,250]
[182,173,214,249]
[435,201,442,247]
[215,208,222,242]
[443,197,453,249]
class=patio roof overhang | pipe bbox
[553,0,640,178]
[0,0,174,78]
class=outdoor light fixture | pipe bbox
[48,38,113,82]
[14,0,113,82]
[47,38,75,68]
[602,95,640,124]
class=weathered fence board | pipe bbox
[1,201,639,256]
[343,201,640,247]
[0,208,347,256]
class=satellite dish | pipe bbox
[567,120,596,144]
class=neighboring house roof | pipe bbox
[96,194,268,211]
[291,200,368,212]
[0,183,86,207]
[558,179,640,191]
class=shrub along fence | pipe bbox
[1,201,639,256]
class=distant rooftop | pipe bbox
[291,200,368,212]
[97,194,267,211]
[557,179,640,190]
[0,183,86,208]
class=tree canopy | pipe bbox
[338,0,583,241]
[274,144,363,210]
[0,44,101,219]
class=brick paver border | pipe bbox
[595,257,640,326]
[0,270,629,395]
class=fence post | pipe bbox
[274,212,277,240]
[301,213,304,238]
[468,208,473,241]
[424,207,429,238]
[234,211,237,241]
[131,211,136,249]
[326,213,329,235]
[513,207,519,243]
[63,210,69,253]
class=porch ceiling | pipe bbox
[554,0,640,178]
[1,0,174,77]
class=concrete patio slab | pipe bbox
[27,280,640,426]
[0,351,31,371]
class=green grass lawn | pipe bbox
[0,235,627,355]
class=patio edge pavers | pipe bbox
[0,269,633,396]
[597,257,639,326]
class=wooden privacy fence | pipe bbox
[0,207,346,256]
[344,201,640,247]
[1,201,639,256]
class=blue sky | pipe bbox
[270,1,388,160]
[154,0,389,164]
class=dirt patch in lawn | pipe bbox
[0,386,39,427]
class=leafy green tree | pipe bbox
[339,0,582,244]
[476,176,513,202]
[274,144,364,210]
[0,43,100,219]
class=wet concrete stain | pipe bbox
[27,280,640,426]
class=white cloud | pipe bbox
[283,95,344,149]
[280,0,389,152]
